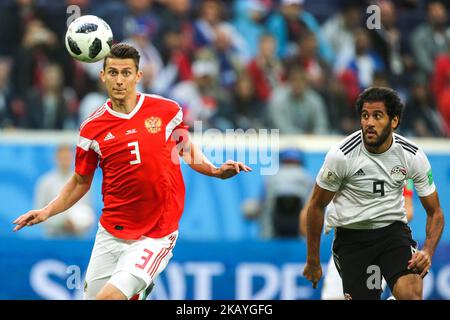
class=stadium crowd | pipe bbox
[0,0,449,137]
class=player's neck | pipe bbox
[364,134,393,154]
[110,93,138,114]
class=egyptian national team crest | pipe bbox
[145,116,162,134]
[390,165,407,181]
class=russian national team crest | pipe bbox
[390,165,407,181]
[145,117,162,134]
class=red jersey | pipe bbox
[75,93,187,240]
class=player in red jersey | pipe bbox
[13,44,251,300]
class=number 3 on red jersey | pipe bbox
[128,141,141,165]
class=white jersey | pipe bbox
[317,130,435,232]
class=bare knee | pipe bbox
[392,274,423,300]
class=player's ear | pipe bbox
[391,115,399,130]
[100,70,106,83]
[136,70,143,83]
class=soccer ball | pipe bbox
[65,15,113,63]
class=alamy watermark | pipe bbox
[171,121,280,176]
[366,4,381,30]
[66,265,83,290]
[366,265,383,290]
[66,5,81,27]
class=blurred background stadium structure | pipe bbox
[1,0,450,299]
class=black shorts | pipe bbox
[332,221,419,300]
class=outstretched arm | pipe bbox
[180,139,251,179]
[13,172,94,231]
[408,191,445,277]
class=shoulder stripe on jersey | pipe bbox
[340,133,362,152]
[90,140,102,156]
[77,136,102,156]
[340,132,361,150]
[80,105,106,130]
[394,136,418,151]
[77,136,91,151]
[166,108,183,142]
[143,93,182,108]
[341,137,361,153]
[396,140,417,155]
[342,140,361,155]
[80,104,105,127]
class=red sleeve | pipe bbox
[75,136,99,176]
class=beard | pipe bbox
[362,123,392,148]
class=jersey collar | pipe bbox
[105,93,144,119]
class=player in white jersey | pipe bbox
[300,181,414,299]
[303,87,444,300]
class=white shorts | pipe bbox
[83,223,178,299]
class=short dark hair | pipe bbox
[356,87,404,128]
[103,43,140,71]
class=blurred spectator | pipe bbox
[345,29,385,89]
[402,74,446,137]
[42,0,93,40]
[247,33,284,103]
[242,148,313,239]
[78,78,108,125]
[268,66,328,134]
[0,0,44,56]
[210,24,246,89]
[193,0,250,63]
[431,36,450,100]
[13,19,66,98]
[233,0,267,59]
[371,71,391,87]
[410,1,450,77]
[287,31,328,91]
[24,63,78,130]
[231,72,267,130]
[0,57,14,128]
[152,28,194,95]
[266,0,333,64]
[155,0,194,51]
[0,0,446,140]
[96,0,160,42]
[34,145,95,238]
[154,0,195,95]
[368,1,405,84]
[323,76,359,135]
[170,59,233,130]
[123,16,164,89]
[321,0,361,73]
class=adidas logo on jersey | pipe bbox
[104,132,115,141]
[353,168,365,176]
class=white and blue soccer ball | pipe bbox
[65,15,113,63]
